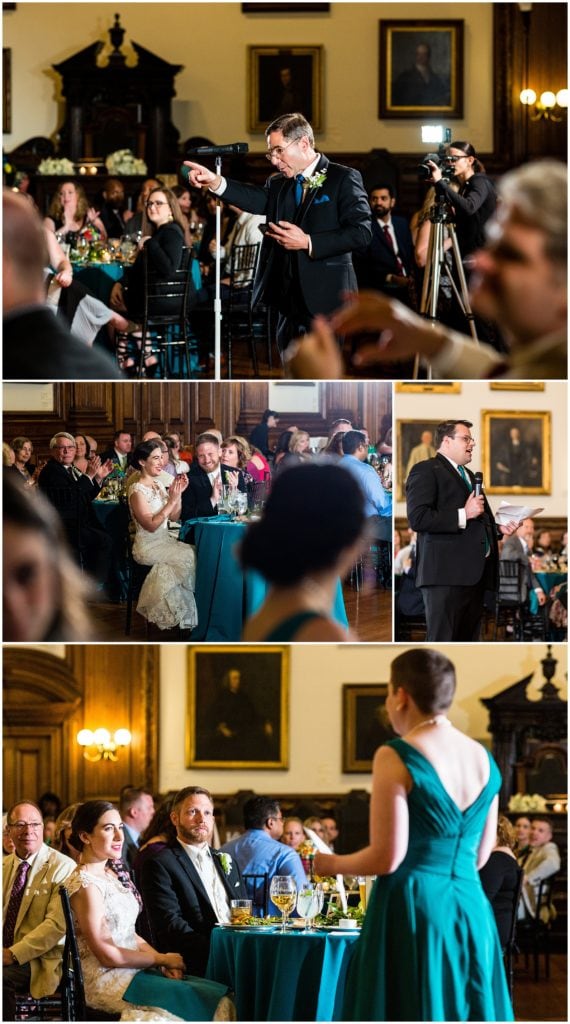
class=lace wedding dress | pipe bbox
[65,868,232,1021]
[129,481,198,630]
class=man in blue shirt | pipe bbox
[220,796,306,914]
[340,430,392,540]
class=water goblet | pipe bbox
[270,875,297,933]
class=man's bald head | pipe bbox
[3,190,49,311]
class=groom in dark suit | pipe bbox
[406,419,518,641]
[184,112,372,354]
[140,786,246,975]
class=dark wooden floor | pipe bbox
[87,580,392,643]
[513,953,567,1021]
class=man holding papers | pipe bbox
[406,419,518,641]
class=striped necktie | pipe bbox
[458,465,471,488]
[3,860,30,948]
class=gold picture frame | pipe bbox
[342,684,396,773]
[186,645,289,769]
[379,19,464,119]
[395,382,462,393]
[247,45,323,133]
[489,382,545,392]
[396,418,440,502]
[482,409,551,495]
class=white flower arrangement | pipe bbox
[507,792,548,812]
[37,157,76,176]
[218,852,233,876]
[303,169,327,191]
[105,149,148,176]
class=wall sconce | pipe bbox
[77,728,132,762]
[520,88,568,121]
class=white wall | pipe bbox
[394,380,568,518]
[3,2,494,155]
[159,642,567,795]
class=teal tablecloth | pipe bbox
[92,499,129,601]
[179,516,348,641]
[74,258,202,303]
[206,927,359,1021]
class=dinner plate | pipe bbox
[217,923,277,933]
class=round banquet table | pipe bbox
[179,516,348,641]
[206,925,359,1021]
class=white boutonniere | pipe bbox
[218,852,233,876]
[303,170,327,191]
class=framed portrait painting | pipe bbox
[379,20,464,119]
[248,45,323,132]
[482,410,551,495]
[396,419,440,501]
[3,48,11,133]
[186,645,289,769]
[343,684,396,773]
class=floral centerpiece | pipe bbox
[507,792,548,813]
[105,149,147,176]
[37,156,76,176]
[99,466,127,501]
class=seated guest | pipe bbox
[534,530,554,559]
[275,430,312,471]
[164,434,190,474]
[65,800,232,1021]
[122,177,162,235]
[173,185,205,246]
[181,433,246,523]
[120,787,156,875]
[98,176,128,238]
[273,429,296,469]
[37,432,114,584]
[321,816,339,852]
[11,437,38,487]
[340,430,392,540]
[318,418,353,453]
[110,186,198,373]
[3,474,92,642]
[240,463,367,641]
[220,796,306,901]
[3,190,123,380]
[500,517,546,607]
[128,440,198,633]
[514,815,532,864]
[133,796,178,943]
[354,183,414,305]
[44,179,106,241]
[74,434,95,475]
[322,431,347,460]
[99,429,133,471]
[53,803,83,863]
[520,817,561,921]
[281,817,305,851]
[221,435,270,484]
[304,817,326,841]
[3,800,76,1021]
[141,786,246,976]
[479,815,521,947]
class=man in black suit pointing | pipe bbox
[406,419,518,641]
[184,112,372,355]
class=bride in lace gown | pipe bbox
[128,439,198,631]
[65,801,233,1022]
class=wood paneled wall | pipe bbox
[3,382,391,461]
[3,646,159,807]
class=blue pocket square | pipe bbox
[314,194,330,204]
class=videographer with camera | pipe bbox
[427,141,496,261]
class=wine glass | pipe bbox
[270,875,297,933]
[297,882,323,931]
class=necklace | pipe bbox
[406,714,451,739]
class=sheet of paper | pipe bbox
[304,826,347,912]
[494,502,544,525]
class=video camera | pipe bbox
[417,126,455,182]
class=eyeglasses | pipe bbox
[454,434,476,445]
[146,200,168,209]
[56,445,76,451]
[265,139,297,163]
[8,821,43,832]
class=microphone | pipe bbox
[474,472,483,497]
[185,142,249,157]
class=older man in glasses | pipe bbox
[3,800,75,1020]
[184,112,371,357]
[406,419,517,641]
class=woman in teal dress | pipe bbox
[314,648,513,1022]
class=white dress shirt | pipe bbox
[177,839,231,923]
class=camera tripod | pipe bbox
[413,195,479,379]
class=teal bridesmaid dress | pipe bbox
[343,739,514,1022]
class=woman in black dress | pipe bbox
[479,814,521,947]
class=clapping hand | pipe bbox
[170,473,188,498]
[96,459,114,483]
[225,470,240,491]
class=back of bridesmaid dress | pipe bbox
[344,738,513,1022]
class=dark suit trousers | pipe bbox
[420,576,487,641]
[3,962,32,1021]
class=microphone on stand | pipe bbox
[183,142,249,160]
[474,472,483,497]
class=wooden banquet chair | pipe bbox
[59,885,120,1022]
[223,242,271,378]
[138,245,197,379]
[517,874,559,981]
[503,864,524,1003]
[242,872,270,917]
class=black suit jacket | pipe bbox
[99,448,133,470]
[222,155,372,316]
[140,842,246,975]
[181,463,247,522]
[3,306,123,381]
[37,459,102,529]
[121,827,139,877]
[355,214,414,291]
[406,453,499,589]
